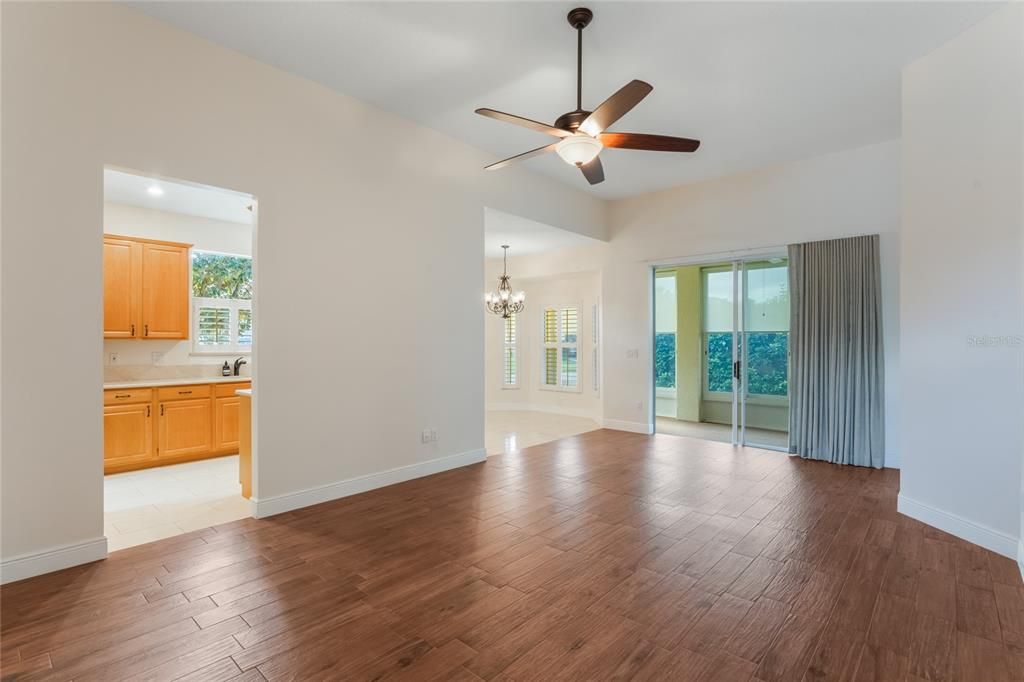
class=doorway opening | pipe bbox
[654,256,790,449]
[482,208,604,455]
[102,167,256,551]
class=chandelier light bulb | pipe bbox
[555,133,603,167]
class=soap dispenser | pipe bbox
[221,361,231,377]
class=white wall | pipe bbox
[104,202,252,367]
[0,3,605,577]
[899,4,1024,558]
[105,203,252,257]
[484,262,602,420]
[603,140,902,463]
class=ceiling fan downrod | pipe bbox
[568,7,593,113]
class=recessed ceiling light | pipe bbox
[146,185,164,196]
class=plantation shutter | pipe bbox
[197,306,231,345]
[503,312,518,387]
[560,307,578,387]
[543,308,558,385]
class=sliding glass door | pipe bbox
[654,257,789,449]
[736,260,790,449]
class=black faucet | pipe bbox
[233,357,247,376]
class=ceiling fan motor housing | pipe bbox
[554,109,592,132]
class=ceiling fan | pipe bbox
[475,7,700,185]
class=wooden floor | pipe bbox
[3,430,1023,681]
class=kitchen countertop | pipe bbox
[103,376,252,390]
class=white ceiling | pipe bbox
[104,169,254,224]
[484,208,603,258]
[130,2,997,199]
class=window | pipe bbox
[703,267,735,394]
[192,251,253,353]
[541,305,580,391]
[743,263,789,397]
[701,262,789,398]
[502,312,519,388]
[654,272,677,389]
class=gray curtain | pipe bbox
[788,235,885,468]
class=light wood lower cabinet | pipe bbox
[103,380,250,474]
[158,398,213,459]
[104,402,153,469]
[213,396,241,453]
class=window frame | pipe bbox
[501,311,520,390]
[539,303,582,393]
[190,250,253,356]
[591,302,600,396]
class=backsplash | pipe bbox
[104,363,252,382]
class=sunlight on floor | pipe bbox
[104,455,250,551]
[485,410,601,455]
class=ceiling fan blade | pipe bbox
[599,132,701,152]
[475,108,572,138]
[578,80,653,137]
[484,143,558,171]
[579,156,605,185]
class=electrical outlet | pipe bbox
[626,349,639,359]
[108,352,119,365]
[430,429,439,443]
[421,429,431,444]
[151,351,165,364]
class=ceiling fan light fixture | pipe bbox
[555,133,603,167]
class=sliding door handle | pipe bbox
[733,360,741,380]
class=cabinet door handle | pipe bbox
[178,390,192,395]
[144,324,149,337]
[146,405,151,417]
[160,404,164,416]
[130,324,136,337]
[114,393,130,399]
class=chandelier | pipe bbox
[485,245,525,319]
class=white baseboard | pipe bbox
[1018,540,1024,583]
[0,536,108,585]
[486,402,600,420]
[250,448,487,518]
[897,493,1018,559]
[602,419,654,435]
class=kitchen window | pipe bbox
[192,251,253,354]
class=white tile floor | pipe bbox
[485,410,601,456]
[104,455,250,551]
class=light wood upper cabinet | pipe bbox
[141,242,190,339]
[158,398,212,459]
[103,235,191,340]
[104,402,153,468]
[103,238,141,338]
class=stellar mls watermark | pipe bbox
[967,335,1023,347]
